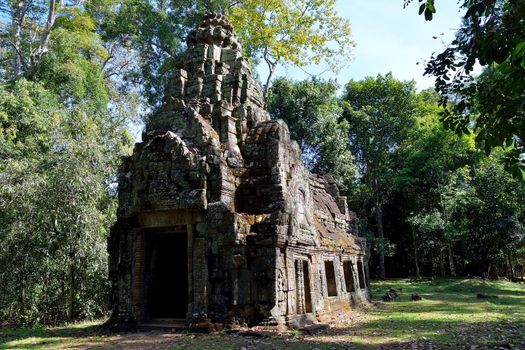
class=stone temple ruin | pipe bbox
[109,13,370,329]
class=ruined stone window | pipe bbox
[357,261,366,289]
[324,260,338,296]
[343,260,355,292]
[295,260,312,314]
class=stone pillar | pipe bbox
[192,237,209,316]
[187,223,194,319]
[132,231,146,322]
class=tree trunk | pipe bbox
[18,275,26,318]
[263,47,277,101]
[447,243,456,277]
[67,261,76,322]
[263,62,275,100]
[439,248,445,277]
[507,253,514,281]
[410,224,420,280]
[30,0,60,67]
[11,0,25,77]
[488,262,498,279]
[375,199,385,279]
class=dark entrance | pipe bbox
[357,260,366,289]
[343,261,355,292]
[146,231,188,319]
[324,260,337,296]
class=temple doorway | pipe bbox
[145,230,188,320]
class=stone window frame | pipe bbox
[357,259,367,290]
[341,258,357,293]
[293,256,313,315]
[323,258,339,297]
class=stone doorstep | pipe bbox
[137,318,187,331]
[137,319,313,335]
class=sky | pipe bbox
[259,0,465,91]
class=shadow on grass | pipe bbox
[314,318,525,350]
[0,322,106,350]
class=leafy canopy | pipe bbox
[409,0,525,179]
[101,0,354,103]
[268,77,356,191]
[0,0,134,325]
[229,0,353,71]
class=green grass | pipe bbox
[1,278,525,349]
[339,278,525,348]
[0,320,107,349]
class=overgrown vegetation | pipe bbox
[411,0,525,177]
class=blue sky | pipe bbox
[259,0,464,91]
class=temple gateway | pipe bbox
[109,13,370,329]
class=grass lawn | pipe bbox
[1,278,524,349]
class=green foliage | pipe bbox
[468,158,525,266]
[230,0,353,68]
[397,94,477,254]
[0,79,129,325]
[417,0,525,178]
[33,11,110,114]
[342,73,421,278]
[342,80,525,279]
[404,0,436,21]
[267,77,356,190]
[343,73,419,178]
[0,0,133,326]
[389,93,524,278]
[0,80,59,161]
[229,0,354,94]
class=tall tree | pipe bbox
[342,73,420,279]
[408,0,525,178]
[267,77,356,190]
[228,0,354,98]
[0,79,132,324]
[396,91,476,277]
[0,0,134,325]
[378,88,524,279]
[1,0,101,79]
[469,156,525,277]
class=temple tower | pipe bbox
[109,13,370,329]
